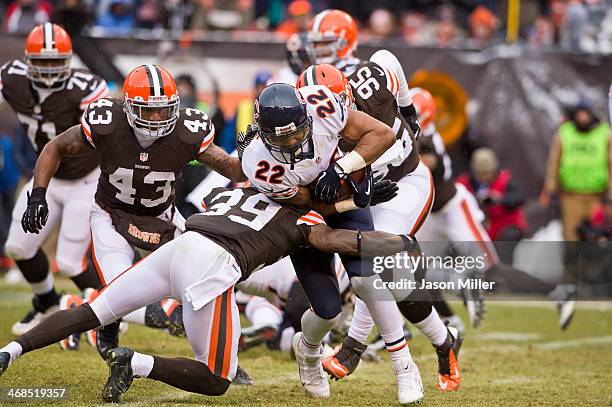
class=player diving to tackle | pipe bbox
[240,82,425,404]
[0,186,423,403]
[297,60,461,391]
[20,64,247,359]
[1,23,109,342]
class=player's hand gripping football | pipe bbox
[21,187,49,234]
[370,175,399,206]
[349,166,374,208]
[313,161,346,204]
[237,124,259,160]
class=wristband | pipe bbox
[29,187,47,202]
[334,198,359,213]
[335,151,367,175]
[400,234,419,253]
[356,230,362,255]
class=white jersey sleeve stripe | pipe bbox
[80,80,110,108]
[198,124,216,155]
[80,112,94,148]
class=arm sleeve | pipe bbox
[544,132,562,193]
[370,49,412,107]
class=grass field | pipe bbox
[0,278,611,406]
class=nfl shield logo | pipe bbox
[139,152,148,162]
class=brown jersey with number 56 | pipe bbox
[81,97,215,216]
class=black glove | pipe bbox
[313,162,346,204]
[400,234,422,257]
[21,187,48,234]
[237,123,259,160]
[370,175,399,206]
[349,166,373,208]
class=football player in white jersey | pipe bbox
[269,32,313,86]
[298,64,462,392]
[241,83,424,404]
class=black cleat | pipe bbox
[102,347,134,403]
[0,352,10,377]
[233,365,253,385]
[97,320,121,361]
[239,324,278,351]
[322,336,368,380]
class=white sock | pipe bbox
[0,342,23,363]
[383,325,412,362]
[122,307,146,325]
[30,273,54,296]
[300,309,339,354]
[347,297,374,344]
[131,351,154,377]
[350,276,405,347]
[413,309,448,347]
[245,297,282,327]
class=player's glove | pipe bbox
[370,175,399,206]
[237,123,259,160]
[313,162,347,204]
[400,234,422,257]
[349,166,374,208]
[21,187,48,234]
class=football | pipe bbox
[338,167,367,201]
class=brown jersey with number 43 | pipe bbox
[185,187,325,278]
[81,97,215,216]
[0,59,108,179]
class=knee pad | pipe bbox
[207,376,231,396]
[54,256,82,278]
[5,239,34,261]
[350,275,400,303]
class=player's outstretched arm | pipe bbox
[198,143,247,183]
[33,124,89,189]
[307,224,419,257]
[340,109,395,166]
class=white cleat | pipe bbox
[292,332,330,398]
[11,304,58,336]
[393,358,424,404]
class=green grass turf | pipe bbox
[0,278,611,406]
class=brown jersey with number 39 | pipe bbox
[185,187,324,278]
[80,97,215,216]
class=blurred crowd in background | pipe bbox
[1,0,612,52]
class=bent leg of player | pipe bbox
[102,231,241,402]
[6,178,64,336]
[327,205,423,404]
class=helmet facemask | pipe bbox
[307,32,346,64]
[260,117,314,166]
[124,95,180,141]
[26,54,71,90]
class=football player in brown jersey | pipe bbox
[298,64,463,392]
[21,64,247,359]
[1,23,109,342]
[414,87,498,332]
[0,186,421,403]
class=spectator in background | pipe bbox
[456,147,527,241]
[528,15,555,48]
[3,0,51,33]
[561,0,588,51]
[51,0,91,35]
[276,0,311,38]
[191,0,254,31]
[135,0,160,29]
[96,0,134,34]
[541,100,611,241]
[432,3,464,47]
[365,8,395,41]
[401,11,428,46]
[578,194,612,242]
[467,5,498,48]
